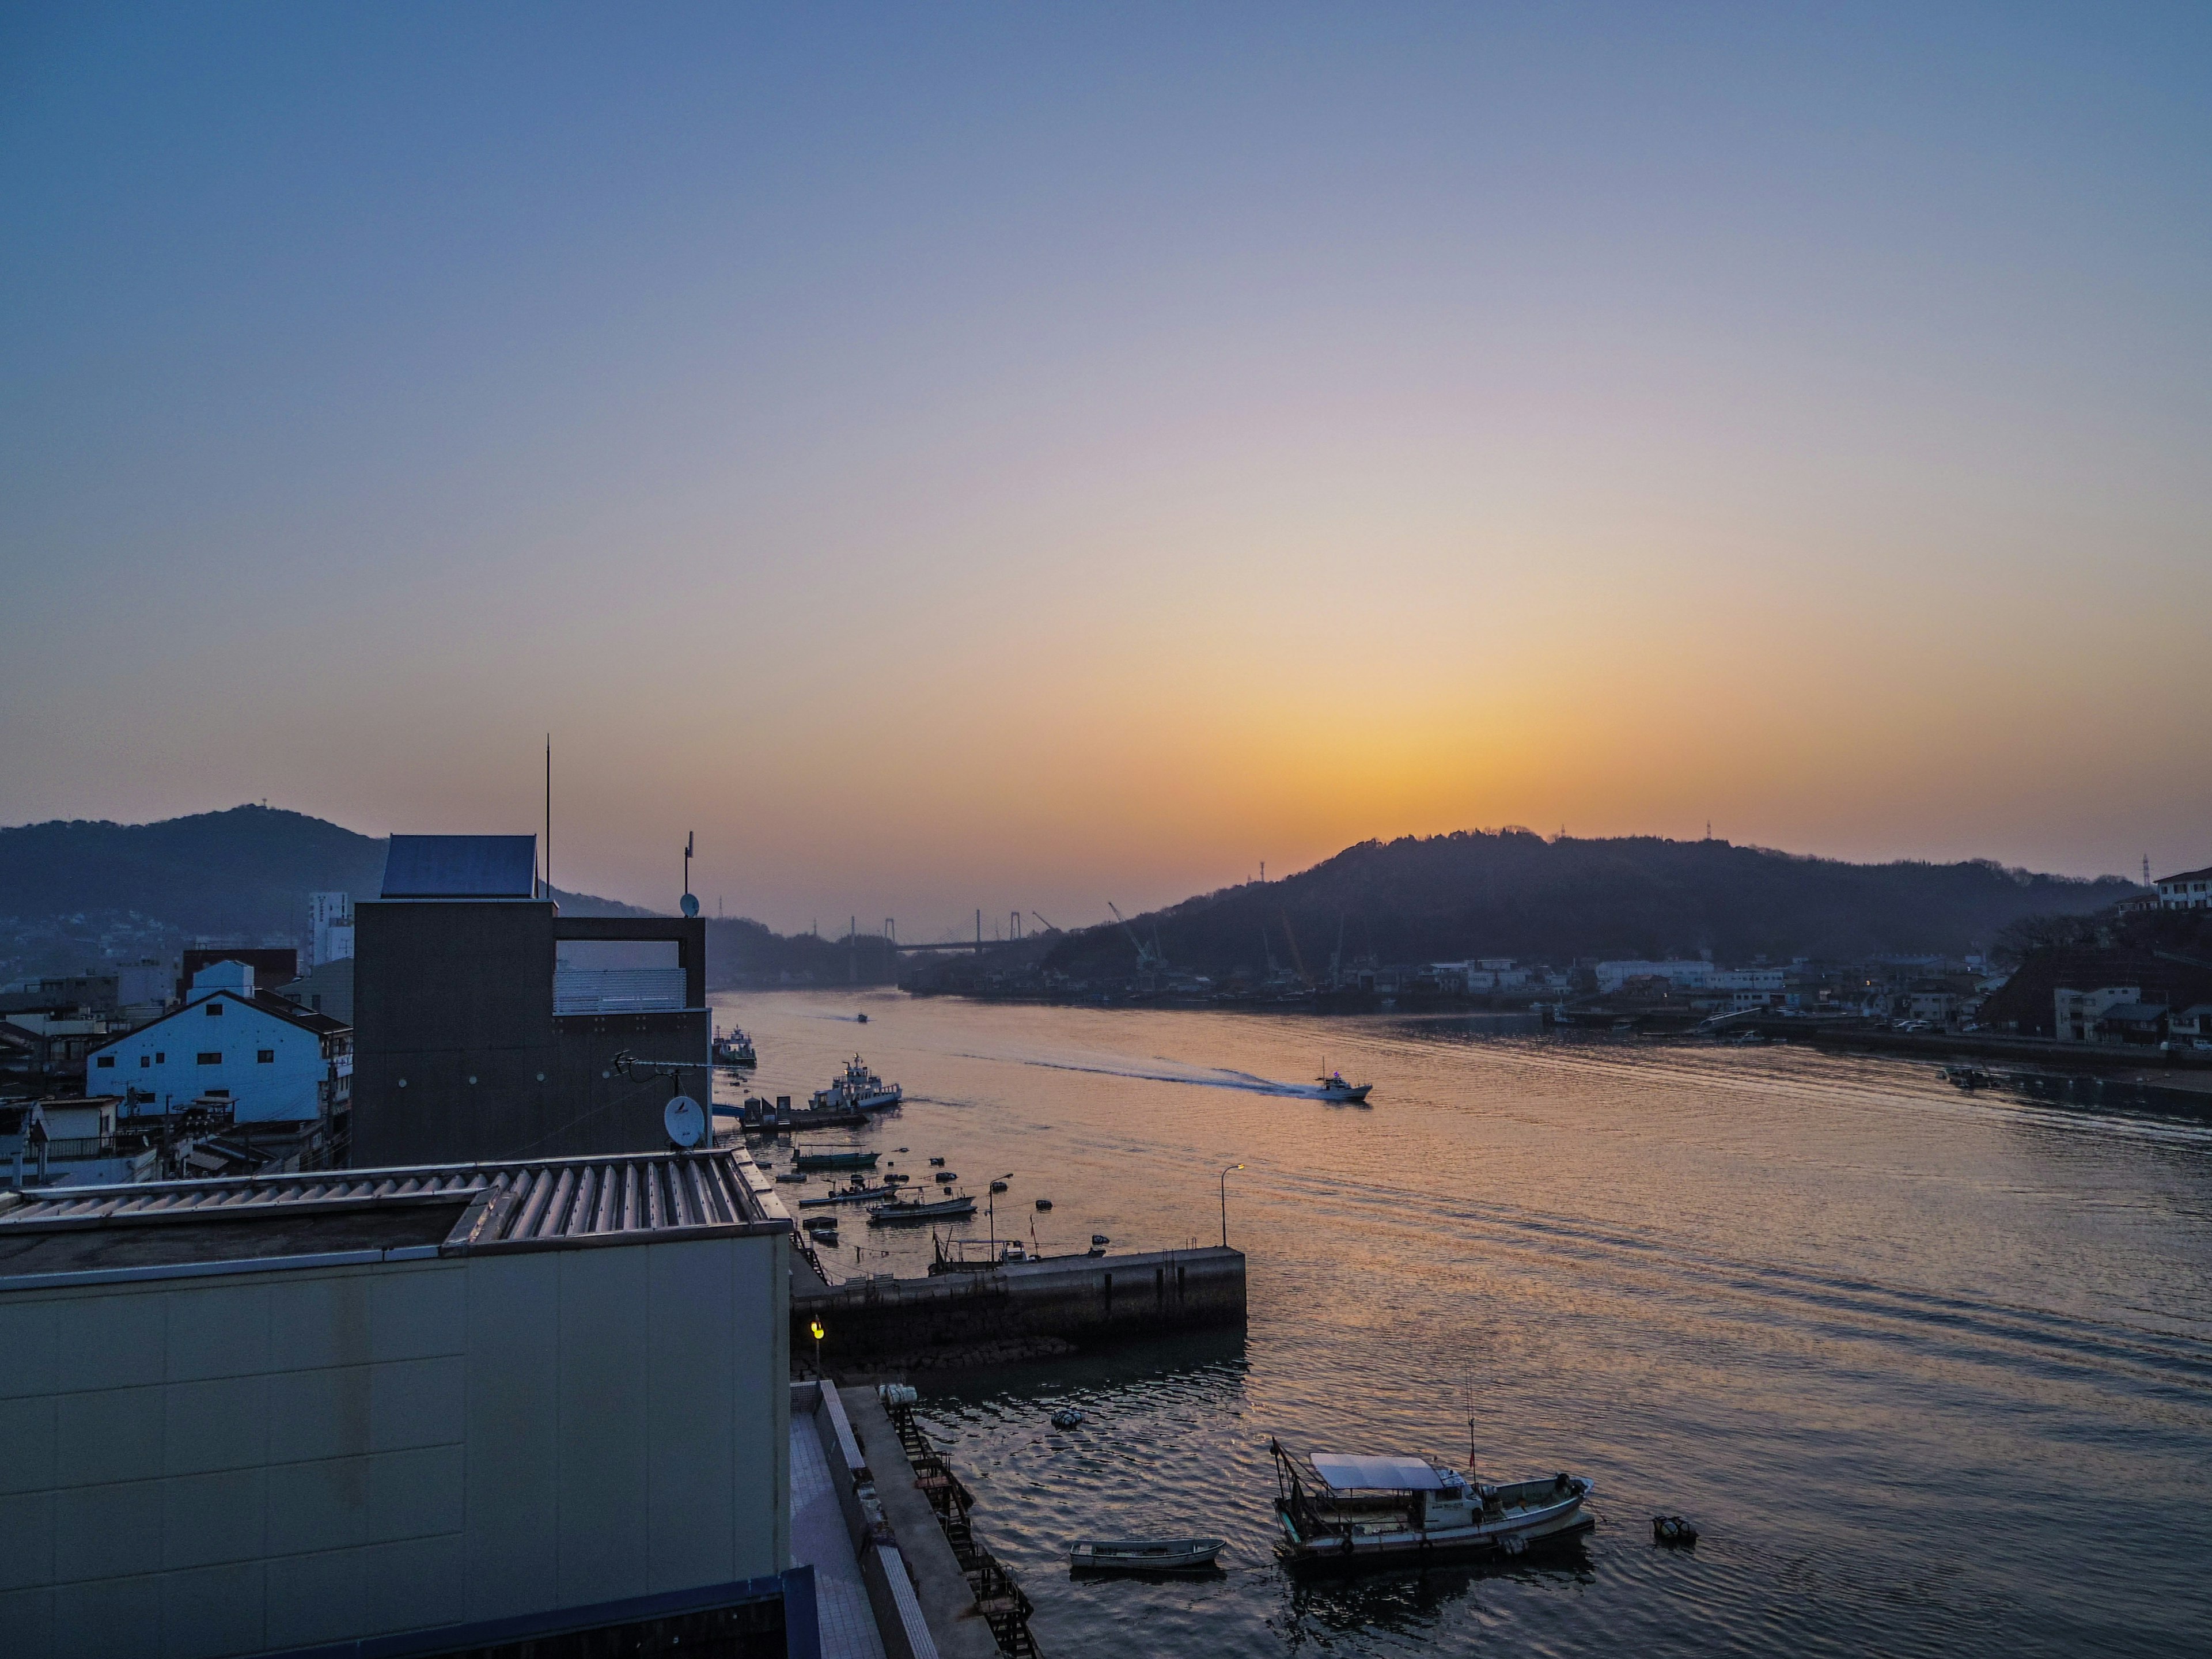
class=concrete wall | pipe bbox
[794,1247,1246,1361]
[0,1232,789,1658]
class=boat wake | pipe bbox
[980,1051,1330,1099]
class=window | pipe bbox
[197,1052,221,1065]
[139,1055,150,1068]
[154,1051,165,1063]
[96,1055,114,1069]
[257,1050,274,1064]
[205,1002,223,1017]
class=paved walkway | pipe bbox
[791,1413,887,1659]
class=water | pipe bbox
[714,989,2212,1657]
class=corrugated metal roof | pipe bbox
[0,1150,785,1256]
[380,834,540,898]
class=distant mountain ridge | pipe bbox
[0,804,651,937]
[1041,831,2142,978]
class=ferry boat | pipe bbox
[1316,1069,1373,1104]
[811,1054,903,1113]
[1269,1441,1592,1572]
[712,1025,757,1067]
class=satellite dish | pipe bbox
[680,892,700,918]
[664,1094,704,1148]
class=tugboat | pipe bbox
[712,1025,757,1067]
[811,1055,903,1113]
[1269,1437,1592,1572]
[1316,1069,1373,1104]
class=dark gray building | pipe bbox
[350,835,708,1166]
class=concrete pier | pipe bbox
[794,1245,1246,1362]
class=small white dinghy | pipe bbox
[1068,1537,1226,1574]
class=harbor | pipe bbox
[715,987,2212,1659]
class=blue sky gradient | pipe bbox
[5,5,2209,927]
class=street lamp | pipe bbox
[1220,1163,1243,1249]
[988,1174,1013,1260]
[809,1319,825,1377]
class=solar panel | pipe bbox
[380,835,539,898]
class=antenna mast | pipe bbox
[544,736,551,901]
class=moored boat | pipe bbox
[1270,1441,1591,1571]
[794,1147,879,1171]
[867,1192,977,1226]
[798,1177,902,1208]
[1069,1537,1225,1574]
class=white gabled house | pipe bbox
[87,960,350,1124]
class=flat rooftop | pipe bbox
[0,1147,791,1289]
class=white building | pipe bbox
[2154,866,2212,910]
[2054,984,2142,1043]
[0,1146,801,1658]
[87,960,349,1124]
[306,891,355,972]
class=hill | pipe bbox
[1039,831,2142,979]
[0,804,652,944]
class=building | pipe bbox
[2155,866,2212,909]
[0,1096,157,1187]
[1594,960,1712,993]
[0,1146,802,1659]
[176,946,298,1006]
[278,957,355,1027]
[0,1012,112,1091]
[2170,1005,2212,1046]
[306,891,355,972]
[2054,984,2143,1043]
[0,968,164,1021]
[2099,1002,2169,1045]
[351,835,707,1167]
[87,961,350,1126]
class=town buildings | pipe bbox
[86,960,350,1125]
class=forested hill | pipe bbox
[1042,831,2141,977]
[0,804,650,937]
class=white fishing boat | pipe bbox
[810,1054,904,1113]
[1269,1441,1592,1571]
[1316,1069,1373,1104]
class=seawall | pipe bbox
[793,1245,1246,1362]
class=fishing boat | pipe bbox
[867,1192,977,1226]
[1069,1537,1225,1574]
[810,1054,904,1113]
[794,1147,879,1171]
[711,1025,757,1067]
[1269,1441,1592,1572]
[1316,1069,1373,1104]
[798,1177,903,1208]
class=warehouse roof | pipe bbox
[0,1147,790,1289]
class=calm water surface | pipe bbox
[713,990,2212,1657]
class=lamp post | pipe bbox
[809,1319,824,1378]
[1220,1163,1243,1249]
[988,1174,1013,1260]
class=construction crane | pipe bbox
[1279,910,1310,984]
[1030,911,1062,934]
[1106,902,1166,972]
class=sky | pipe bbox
[3,4,2209,934]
